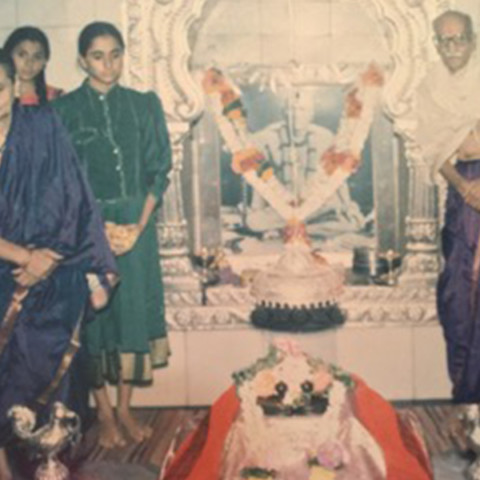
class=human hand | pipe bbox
[462,179,480,211]
[87,272,118,310]
[105,222,141,256]
[13,248,62,286]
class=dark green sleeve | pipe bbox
[143,92,172,202]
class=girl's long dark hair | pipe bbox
[0,49,15,83]
[4,26,50,105]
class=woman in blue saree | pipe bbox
[0,49,117,479]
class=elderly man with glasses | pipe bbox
[415,10,480,403]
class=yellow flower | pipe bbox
[309,465,336,480]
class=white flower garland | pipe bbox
[202,65,384,225]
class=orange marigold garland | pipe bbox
[202,68,295,220]
[297,63,384,222]
[202,64,384,228]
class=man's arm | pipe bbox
[440,159,480,211]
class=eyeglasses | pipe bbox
[434,33,472,49]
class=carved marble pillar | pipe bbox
[360,0,445,284]
[393,0,456,285]
[157,124,201,298]
[399,144,440,285]
[124,0,207,298]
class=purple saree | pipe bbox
[0,103,117,446]
[438,160,480,402]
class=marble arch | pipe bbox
[123,0,451,293]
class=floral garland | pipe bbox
[202,64,384,226]
[202,68,295,220]
[232,339,354,401]
[232,340,354,480]
[297,64,384,221]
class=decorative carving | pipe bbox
[124,0,450,308]
[161,255,196,277]
[125,0,202,296]
[405,218,438,244]
[226,63,374,90]
[123,0,156,91]
[166,305,252,331]
[357,0,448,283]
[166,285,438,331]
[150,0,207,122]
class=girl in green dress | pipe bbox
[53,22,172,448]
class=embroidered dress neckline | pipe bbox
[83,79,120,100]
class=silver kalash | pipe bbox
[462,404,480,480]
[8,402,81,480]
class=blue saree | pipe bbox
[438,160,480,402]
[0,103,117,446]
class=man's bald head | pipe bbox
[433,10,476,73]
[433,10,474,39]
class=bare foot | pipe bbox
[142,424,153,440]
[97,416,126,449]
[117,409,150,443]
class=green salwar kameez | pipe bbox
[53,82,172,387]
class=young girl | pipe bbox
[53,22,172,449]
[3,26,63,105]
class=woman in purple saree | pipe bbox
[0,50,117,479]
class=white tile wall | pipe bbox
[337,326,414,399]
[331,1,380,36]
[193,0,389,71]
[413,326,451,399]
[94,0,124,22]
[205,34,263,65]
[332,33,390,64]
[185,329,266,405]
[0,0,17,29]
[131,332,188,407]
[455,0,480,32]
[294,2,330,37]
[17,0,96,27]
[131,321,451,406]
[42,26,84,92]
[201,1,261,36]
[259,0,290,35]
[259,34,293,65]
[294,35,333,65]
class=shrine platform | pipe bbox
[132,283,450,407]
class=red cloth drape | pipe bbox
[163,378,433,480]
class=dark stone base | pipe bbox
[251,304,345,332]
